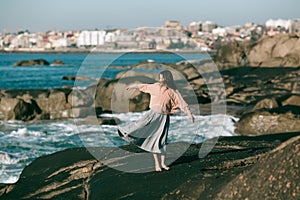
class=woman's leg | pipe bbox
[153,153,161,172]
[161,154,170,170]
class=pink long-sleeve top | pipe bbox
[138,83,191,115]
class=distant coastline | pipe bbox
[0,48,215,54]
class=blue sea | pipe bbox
[0,52,208,89]
[0,52,237,183]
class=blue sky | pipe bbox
[0,0,299,32]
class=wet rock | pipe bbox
[97,117,121,125]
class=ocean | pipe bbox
[0,52,237,183]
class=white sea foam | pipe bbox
[10,128,45,137]
[0,152,18,165]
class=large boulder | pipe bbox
[235,106,300,135]
[95,77,153,113]
[213,34,300,68]
[14,99,42,121]
[213,41,248,69]
[35,89,72,119]
[0,96,42,121]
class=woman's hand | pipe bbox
[189,114,195,123]
[126,84,137,90]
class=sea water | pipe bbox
[0,52,237,183]
[0,53,208,89]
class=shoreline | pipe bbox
[0,48,215,54]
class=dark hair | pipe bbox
[159,70,177,90]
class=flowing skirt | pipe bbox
[118,110,170,154]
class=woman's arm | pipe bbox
[126,83,156,94]
[126,84,141,90]
[174,90,195,123]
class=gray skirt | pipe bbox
[118,110,170,154]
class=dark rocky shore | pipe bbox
[1,33,300,199]
[0,132,299,199]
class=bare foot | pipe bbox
[155,165,162,172]
[161,164,170,171]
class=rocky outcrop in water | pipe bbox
[13,59,50,66]
[51,59,65,66]
[13,59,65,66]
[1,132,299,199]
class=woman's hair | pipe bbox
[159,70,177,90]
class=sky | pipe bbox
[0,0,299,32]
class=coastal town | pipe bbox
[1,18,300,52]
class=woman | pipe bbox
[118,70,194,172]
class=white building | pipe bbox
[265,19,291,30]
[104,31,117,43]
[212,27,227,37]
[77,30,106,46]
[50,37,67,48]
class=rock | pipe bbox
[219,67,300,106]
[0,97,19,120]
[1,132,299,199]
[51,59,65,66]
[213,41,248,69]
[0,89,71,121]
[13,59,50,66]
[235,106,300,135]
[213,34,300,68]
[95,77,154,113]
[97,117,121,125]
[253,98,279,110]
[0,96,42,121]
[68,89,94,108]
[62,76,93,81]
[45,90,71,119]
[217,135,300,200]
[281,95,300,107]
[14,99,42,121]
[115,70,158,80]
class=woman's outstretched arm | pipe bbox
[126,84,141,90]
